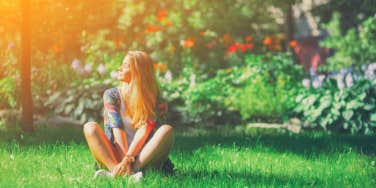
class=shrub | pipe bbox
[320,13,376,72]
[231,53,304,122]
[0,77,17,109]
[159,53,304,125]
[44,78,115,123]
[294,78,376,135]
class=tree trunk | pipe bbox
[286,3,295,43]
[21,0,34,132]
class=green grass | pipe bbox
[0,124,375,187]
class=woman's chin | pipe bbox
[117,78,131,84]
[117,76,124,81]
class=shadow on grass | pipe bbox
[174,128,376,157]
[1,124,375,157]
[171,169,321,187]
[0,124,85,146]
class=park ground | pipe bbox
[0,124,375,188]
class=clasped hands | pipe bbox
[111,155,135,177]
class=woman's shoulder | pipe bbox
[103,87,121,102]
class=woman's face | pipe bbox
[117,57,132,83]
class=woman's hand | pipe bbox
[111,161,126,177]
[111,155,135,177]
[111,160,133,177]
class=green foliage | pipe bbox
[116,0,291,75]
[79,29,125,76]
[0,40,20,109]
[182,69,240,125]
[1,0,297,124]
[0,77,17,108]
[44,78,115,123]
[312,0,376,32]
[294,78,376,135]
[158,64,241,125]
[159,53,304,125]
[31,52,81,112]
[231,53,304,121]
[39,30,126,121]
[320,13,376,72]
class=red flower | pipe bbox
[165,21,172,27]
[157,15,165,22]
[245,35,252,42]
[227,43,253,53]
[239,43,253,52]
[223,34,231,43]
[289,40,297,48]
[154,63,167,71]
[263,37,272,45]
[226,43,239,53]
[158,10,168,17]
[180,38,195,48]
[146,25,162,33]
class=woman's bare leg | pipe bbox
[133,124,175,171]
[83,121,120,171]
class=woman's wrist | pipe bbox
[121,154,135,164]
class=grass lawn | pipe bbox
[0,124,375,187]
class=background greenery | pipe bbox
[0,1,376,133]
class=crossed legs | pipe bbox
[83,122,175,172]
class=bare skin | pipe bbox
[83,121,175,173]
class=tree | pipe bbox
[21,0,34,132]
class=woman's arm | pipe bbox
[103,88,128,160]
[126,121,155,157]
[112,121,154,176]
[112,128,128,159]
[126,97,165,157]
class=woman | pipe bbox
[83,51,175,179]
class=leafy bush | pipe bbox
[0,77,17,109]
[294,14,376,135]
[43,30,125,123]
[0,41,20,109]
[231,53,304,122]
[116,0,294,76]
[320,13,376,72]
[294,78,376,135]
[44,78,115,123]
[182,68,241,125]
[158,53,304,125]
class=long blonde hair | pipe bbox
[120,51,160,128]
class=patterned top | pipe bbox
[103,87,166,146]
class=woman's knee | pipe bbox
[158,124,175,139]
[83,121,99,136]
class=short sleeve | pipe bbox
[103,88,123,129]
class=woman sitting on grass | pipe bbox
[83,51,175,179]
